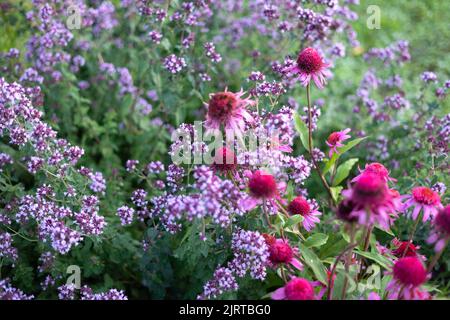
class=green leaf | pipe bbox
[286,181,294,201]
[273,213,286,228]
[323,137,367,174]
[374,225,395,237]
[304,233,329,248]
[298,243,328,284]
[285,214,304,227]
[330,186,343,203]
[354,250,392,269]
[293,113,310,152]
[319,234,347,259]
[332,158,359,186]
[161,38,171,51]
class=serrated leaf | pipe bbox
[323,137,367,174]
[298,243,328,284]
[304,233,329,248]
[293,113,310,152]
[332,158,359,186]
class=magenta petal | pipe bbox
[271,287,286,300]
[412,205,421,220]
[435,239,447,253]
[291,258,303,271]
[368,292,381,300]
[278,144,293,153]
[239,197,259,211]
[277,181,287,193]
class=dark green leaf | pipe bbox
[298,243,328,284]
[285,214,304,227]
[330,186,343,203]
[293,113,310,152]
[332,158,359,186]
[354,250,392,269]
[304,233,329,248]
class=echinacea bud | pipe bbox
[262,233,276,245]
[393,257,427,287]
[248,170,277,199]
[391,241,418,258]
[288,196,310,216]
[284,278,315,300]
[435,205,450,235]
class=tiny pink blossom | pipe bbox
[263,235,303,271]
[426,205,450,252]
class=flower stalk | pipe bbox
[306,84,334,202]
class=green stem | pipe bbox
[427,237,449,274]
[306,84,334,202]
[402,215,421,258]
[326,242,358,300]
[262,200,273,229]
[280,266,288,283]
[357,224,373,280]
[3,225,37,242]
[341,224,356,299]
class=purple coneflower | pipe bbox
[286,47,332,89]
[402,187,442,222]
[205,89,255,134]
[288,196,321,231]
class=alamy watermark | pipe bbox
[170,121,285,172]
[366,5,381,30]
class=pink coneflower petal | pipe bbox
[367,292,381,300]
[239,197,259,211]
[205,89,254,134]
[271,287,286,300]
[412,205,422,220]
[291,258,303,271]
[435,238,447,252]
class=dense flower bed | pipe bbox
[0,0,448,300]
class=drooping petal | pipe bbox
[271,287,286,300]
[291,258,304,271]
